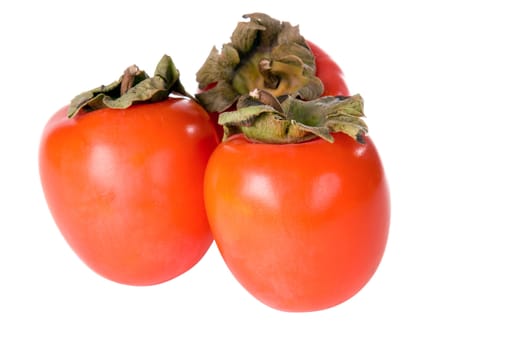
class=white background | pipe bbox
[2,0,526,348]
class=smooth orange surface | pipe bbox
[204,133,390,311]
[39,98,219,285]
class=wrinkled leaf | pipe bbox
[195,13,323,113]
[67,55,189,118]
[230,20,265,53]
[196,80,240,113]
[219,91,368,144]
[196,45,240,89]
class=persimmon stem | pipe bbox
[259,59,280,89]
[120,65,141,96]
[249,89,283,113]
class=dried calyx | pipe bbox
[67,55,191,118]
[219,89,368,144]
[195,13,324,114]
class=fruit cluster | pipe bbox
[39,13,390,312]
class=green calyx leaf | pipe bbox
[67,54,192,118]
[195,13,324,113]
[219,90,368,144]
